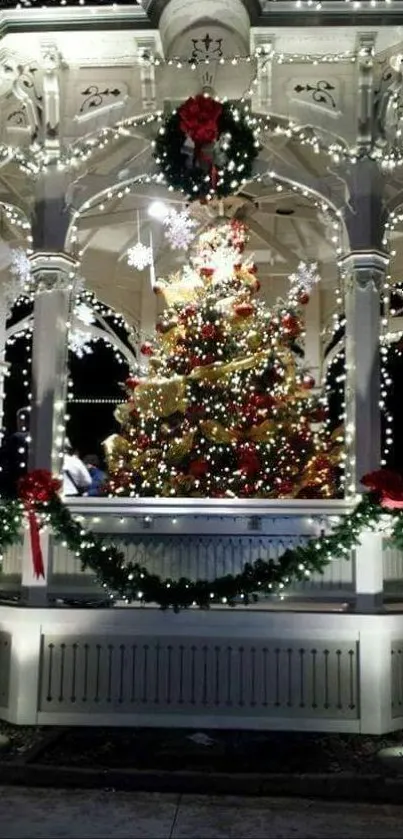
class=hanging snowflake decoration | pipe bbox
[74,302,95,327]
[10,248,32,289]
[127,242,153,271]
[289,262,321,296]
[69,301,96,359]
[163,210,196,250]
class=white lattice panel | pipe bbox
[39,634,359,720]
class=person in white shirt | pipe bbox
[62,439,92,497]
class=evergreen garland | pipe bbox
[0,489,395,610]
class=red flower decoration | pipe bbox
[361,469,403,508]
[201,323,218,340]
[140,342,154,357]
[18,469,61,505]
[178,95,223,147]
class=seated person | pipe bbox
[83,454,107,496]
[63,440,92,497]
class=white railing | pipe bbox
[0,497,355,601]
[0,496,399,605]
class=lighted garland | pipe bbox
[153,95,259,201]
[1,469,403,610]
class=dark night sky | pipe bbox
[5,329,130,465]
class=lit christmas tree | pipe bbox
[107,221,340,498]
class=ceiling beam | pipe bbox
[247,217,300,267]
[78,208,136,232]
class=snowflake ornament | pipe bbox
[127,242,153,271]
[10,248,32,289]
[289,262,321,294]
[69,301,96,358]
[74,302,95,327]
[69,330,94,359]
[163,210,196,250]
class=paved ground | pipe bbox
[0,788,403,838]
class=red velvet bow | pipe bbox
[361,469,403,509]
[18,470,61,578]
[178,95,223,189]
[178,94,222,147]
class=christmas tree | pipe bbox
[107,221,340,498]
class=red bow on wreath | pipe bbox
[18,470,61,578]
[178,95,223,188]
[361,469,403,509]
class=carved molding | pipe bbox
[340,251,389,290]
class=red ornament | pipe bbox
[281,313,300,338]
[361,469,403,509]
[233,301,255,318]
[200,267,215,279]
[178,94,223,148]
[302,375,315,390]
[189,458,209,478]
[301,375,315,390]
[125,376,139,390]
[140,342,154,357]
[298,291,310,305]
[311,406,327,422]
[248,263,258,274]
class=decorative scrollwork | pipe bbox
[79,85,122,114]
[190,33,223,62]
[7,109,26,127]
[294,80,336,110]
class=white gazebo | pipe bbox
[0,0,403,733]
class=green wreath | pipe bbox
[2,468,403,611]
[153,95,259,200]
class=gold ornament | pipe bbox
[247,419,276,442]
[247,331,261,351]
[200,420,239,443]
[166,431,195,463]
[134,376,188,417]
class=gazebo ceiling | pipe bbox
[0,6,403,325]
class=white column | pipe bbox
[342,251,387,614]
[21,252,77,605]
[0,285,9,445]
[354,530,384,613]
[342,250,388,494]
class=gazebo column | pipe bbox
[28,253,77,473]
[342,250,388,493]
[341,159,388,612]
[21,252,77,604]
[20,168,77,603]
